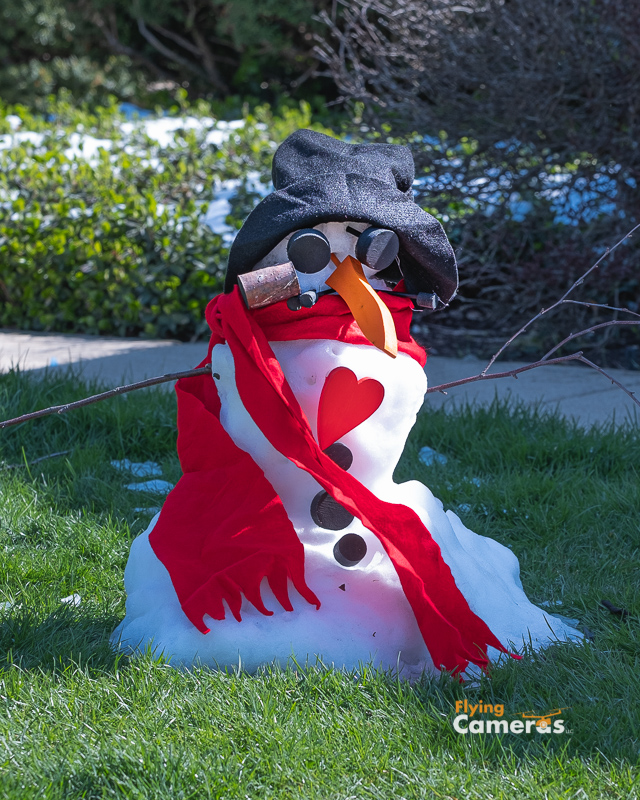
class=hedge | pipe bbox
[0,99,333,340]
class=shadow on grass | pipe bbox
[0,605,125,673]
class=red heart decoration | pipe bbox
[317,367,385,450]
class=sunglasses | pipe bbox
[287,226,400,274]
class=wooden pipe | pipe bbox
[237,262,300,309]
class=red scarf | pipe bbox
[149,289,509,674]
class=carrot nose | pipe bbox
[326,254,398,358]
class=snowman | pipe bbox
[112,130,580,679]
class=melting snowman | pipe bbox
[113,130,580,679]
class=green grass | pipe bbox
[0,368,638,799]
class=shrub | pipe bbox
[0,99,334,339]
[316,0,640,362]
[0,0,335,110]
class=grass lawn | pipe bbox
[0,368,638,799]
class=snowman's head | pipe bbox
[225,129,458,303]
[251,220,398,295]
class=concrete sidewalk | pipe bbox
[1,329,639,429]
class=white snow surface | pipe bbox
[111,460,162,478]
[113,339,581,679]
[0,110,622,231]
[125,479,174,495]
[0,114,244,156]
[0,111,253,237]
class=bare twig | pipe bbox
[426,350,640,408]
[136,17,220,88]
[541,319,640,361]
[0,366,211,430]
[427,352,583,392]
[2,450,71,470]
[481,222,640,375]
[424,224,640,400]
[573,355,638,406]
[148,23,203,57]
[84,4,168,80]
[561,300,640,319]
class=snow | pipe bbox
[414,133,624,225]
[118,115,244,149]
[111,459,163,478]
[0,110,245,158]
[200,171,270,240]
[1,107,624,235]
[61,593,82,607]
[0,107,258,241]
[126,479,174,495]
[418,446,448,466]
[113,336,582,677]
[0,129,45,150]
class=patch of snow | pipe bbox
[418,446,448,466]
[111,459,162,477]
[61,593,81,607]
[0,130,45,151]
[126,479,174,495]
[63,132,113,161]
[202,171,270,239]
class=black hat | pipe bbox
[224,129,458,302]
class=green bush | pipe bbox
[0,99,334,339]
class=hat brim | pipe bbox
[225,173,458,302]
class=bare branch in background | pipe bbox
[1,227,639,430]
[314,0,640,350]
[84,3,169,80]
[2,451,71,470]
[136,17,220,89]
[425,225,640,403]
[0,367,212,430]
[481,224,640,374]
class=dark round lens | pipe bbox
[287,229,332,274]
[355,227,400,272]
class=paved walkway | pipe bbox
[1,329,639,429]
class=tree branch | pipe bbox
[541,319,640,361]
[561,299,640,319]
[85,5,168,80]
[2,226,640,430]
[427,352,582,392]
[574,355,638,406]
[481,222,640,375]
[0,366,212,430]
[136,17,215,86]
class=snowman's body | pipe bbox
[113,338,580,678]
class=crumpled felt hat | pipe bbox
[224,129,458,302]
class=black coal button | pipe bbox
[333,533,368,567]
[310,491,354,530]
[323,442,353,471]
